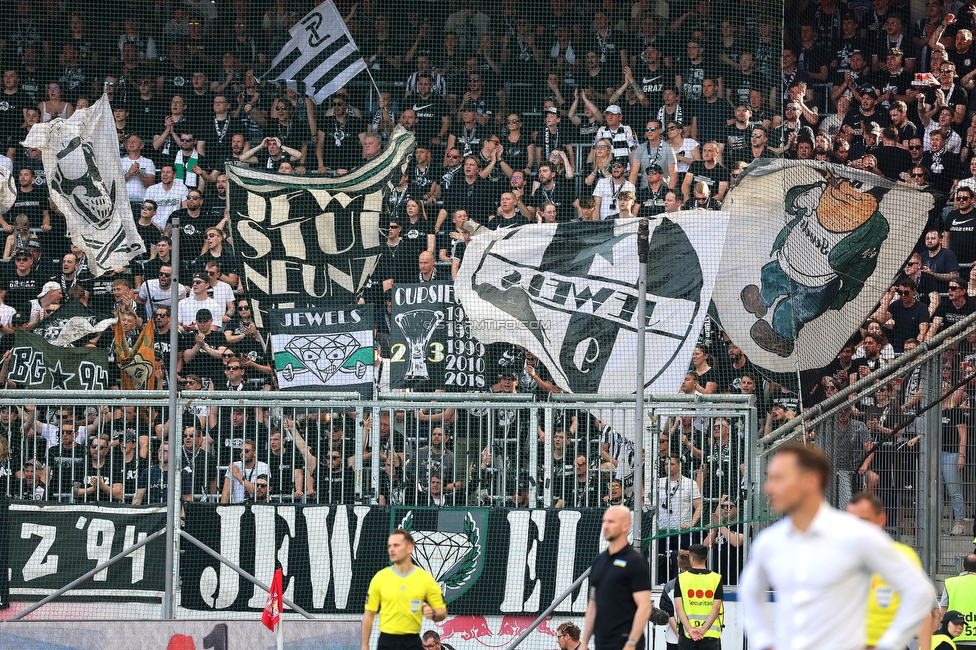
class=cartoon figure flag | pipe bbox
[712,159,935,375]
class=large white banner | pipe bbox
[455,214,729,395]
[712,159,935,374]
[23,94,145,276]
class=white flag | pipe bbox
[455,215,729,395]
[712,159,935,374]
[264,0,367,104]
[22,94,145,277]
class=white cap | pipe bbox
[38,281,61,297]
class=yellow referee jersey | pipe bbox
[365,565,446,635]
[865,541,923,646]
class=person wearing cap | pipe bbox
[533,105,575,166]
[845,87,888,141]
[179,306,227,387]
[632,119,677,190]
[591,102,638,166]
[847,492,936,648]
[636,163,669,216]
[176,271,224,329]
[941,555,976,648]
[27,281,62,325]
[741,443,936,650]
[593,157,636,220]
[934,610,966,649]
[1,246,41,316]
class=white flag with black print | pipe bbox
[263,0,368,104]
[454,215,729,395]
[23,93,145,277]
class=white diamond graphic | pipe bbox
[412,531,473,583]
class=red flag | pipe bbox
[262,568,283,631]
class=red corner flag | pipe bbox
[262,568,283,631]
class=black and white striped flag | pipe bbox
[264,0,367,104]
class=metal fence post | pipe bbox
[921,354,944,577]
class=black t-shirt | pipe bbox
[684,160,730,198]
[942,406,969,453]
[486,212,533,230]
[1,265,40,316]
[313,465,356,504]
[0,90,26,143]
[441,177,494,222]
[947,210,976,265]
[888,299,929,352]
[590,544,652,644]
[179,328,226,386]
[268,448,304,496]
[171,210,221,259]
[934,295,976,330]
[530,179,576,222]
[377,241,418,286]
[400,217,433,261]
[11,185,49,230]
[317,114,366,170]
[408,94,449,146]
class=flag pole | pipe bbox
[633,218,650,552]
[360,64,384,110]
[276,620,283,650]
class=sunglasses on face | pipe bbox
[180,137,194,143]
[154,313,169,318]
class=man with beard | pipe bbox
[919,228,960,295]
[530,160,574,222]
[51,252,89,303]
[137,265,187,322]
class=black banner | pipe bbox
[9,332,111,391]
[6,503,166,603]
[179,504,604,616]
[390,282,487,391]
[226,128,414,307]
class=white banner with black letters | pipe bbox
[23,94,146,276]
[455,215,729,394]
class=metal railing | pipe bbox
[0,391,756,619]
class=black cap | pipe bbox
[646,163,664,175]
[498,370,517,380]
[611,157,628,168]
[944,610,966,625]
[25,238,41,249]
[195,308,213,321]
[191,271,207,283]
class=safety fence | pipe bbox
[0,392,755,632]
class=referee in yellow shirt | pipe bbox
[363,528,448,650]
[847,492,935,649]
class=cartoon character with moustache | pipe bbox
[740,173,890,356]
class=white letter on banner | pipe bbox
[500,509,546,612]
[21,523,58,581]
[199,506,244,609]
[304,506,331,609]
[552,510,588,613]
[86,518,115,581]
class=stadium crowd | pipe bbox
[0,0,967,585]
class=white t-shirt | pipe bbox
[224,460,270,503]
[658,475,700,529]
[177,296,225,327]
[120,155,156,203]
[207,280,235,308]
[145,180,188,229]
[593,177,635,220]
[139,279,188,320]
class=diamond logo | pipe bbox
[282,333,366,383]
[399,509,487,603]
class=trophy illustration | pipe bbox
[394,309,445,380]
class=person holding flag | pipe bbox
[362,528,447,650]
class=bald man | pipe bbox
[418,251,437,283]
[582,506,653,650]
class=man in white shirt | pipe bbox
[740,442,935,650]
[220,438,269,504]
[593,158,636,220]
[144,164,188,230]
[137,264,187,321]
[202,260,234,319]
[656,454,701,583]
[177,272,225,328]
[120,135,156,213]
